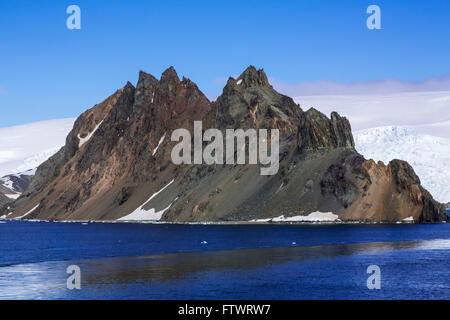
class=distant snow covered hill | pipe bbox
[0,171,34,207]
[354,126,450,203]
[0,119,75,178]
[294,91,450,139]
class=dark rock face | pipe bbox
[298,108,355,152]
[419,190,447,223]
[320,155,360,209]
[331,112,355,149]
[1,66,446,223]
[387,160,447,222]
[0,194,9,208]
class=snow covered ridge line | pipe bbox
[0,169,36,201]
[0,177,14,190]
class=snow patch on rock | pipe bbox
[152,133,166,156]
[251,211,339,222]
[118,179,175,221]
[15,204,39,220]
[78,120,103,148]
[5,193,20,200]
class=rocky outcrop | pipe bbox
[320,156,447,222]
[1,66,446,223]
[298,108,355,152]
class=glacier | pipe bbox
[354,126,450,203]
[0,118,75,178]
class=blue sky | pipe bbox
[1,0,450,127]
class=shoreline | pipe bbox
[0,217,435,225]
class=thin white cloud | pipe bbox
[293,92,450,138]
[271,73,450,96]
[269,75,450,139]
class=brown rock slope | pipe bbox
[1,66,447,223]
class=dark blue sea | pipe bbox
[0,220,449,300]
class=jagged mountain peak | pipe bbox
[135,71,158,112]
[330,111,347,122]
[213,66,301,134]
[302,107,326,119]
[137,70,158,88]
[180,76,196,87]
[124,81,135,90]
[160,66,180,84]
[236,65,270,88]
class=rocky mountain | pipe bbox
[1,66,447,223]
[354,126,450,203]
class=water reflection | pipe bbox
[0,238,448,299]
[77,239,448,286]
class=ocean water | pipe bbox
[0,220,449,299]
